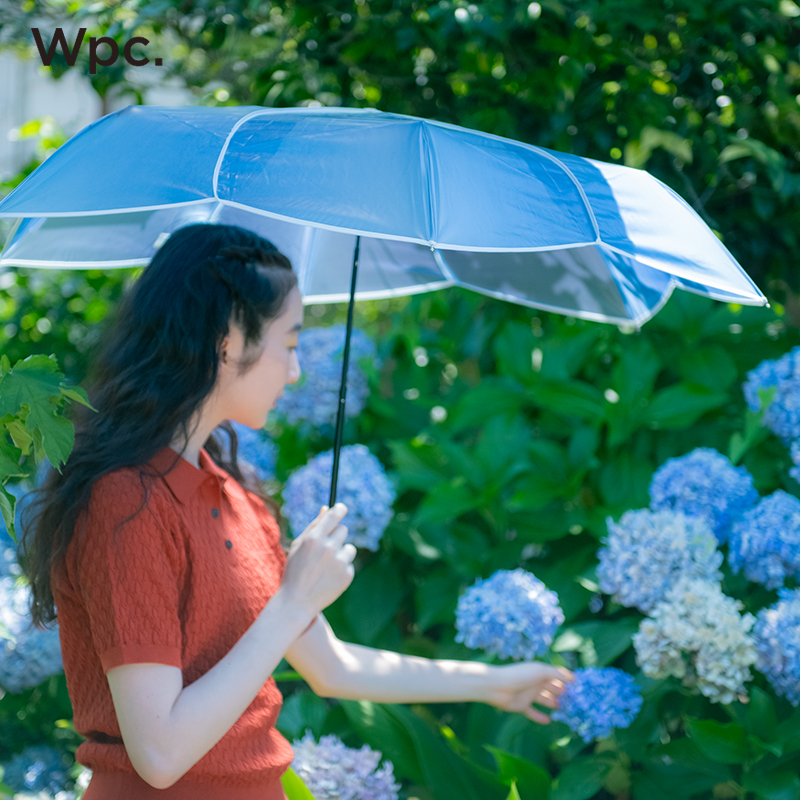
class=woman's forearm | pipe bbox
[319,639,502,704]
[118,589,312,788]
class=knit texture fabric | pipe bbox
[51,447,294,791]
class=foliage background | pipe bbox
[1,1,800,798]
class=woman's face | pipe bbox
[217,285,304,429]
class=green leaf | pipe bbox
[59,384,95,410]
[506,783,522,800]
[0,356,76,469]
[4,419,33,456]
[485,746,550,800]
[742,770,800,800]
[414,478,479,526]
[679,346,737,390]
[415,568,462,632]
[551,755,614,800]
[0,437,24,478]
[276,690,329,741]
[684,717,748,764]
[280,767,317,800]
[554,618,641,667]
[531,380,606,423]
[0,484,15,543]
[746,686,779,744]
[644,383,729,429]
[340,700,424,785]
[624,125,692,168]
[343,559,406,644]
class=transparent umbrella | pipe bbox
[0,105,768,502]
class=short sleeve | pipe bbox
[75,471,185,674]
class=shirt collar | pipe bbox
[148,446,231,505]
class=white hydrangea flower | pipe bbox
[633,577,757,704]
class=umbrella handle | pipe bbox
[329,235,360,507]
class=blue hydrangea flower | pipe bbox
[728,490,800,589]
[648,448,758,542]
[743,347,800,442]
[1,744,70,795]
[551,667,642,742]
[275,326,376,428]
[597,509,723,613]
[0,547,63,693]
[229,421,277,482]
[753,588,800,706]
[454,568,564,660]
[283,445,396,551]
[291,731,400,800]
[790,441,800,485]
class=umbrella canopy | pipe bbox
[0,105,766,327]
[0,105,768,505]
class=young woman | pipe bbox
[23,223,572,800]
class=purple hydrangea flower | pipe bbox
[753,588,800,706]
[1,744,70,795]
[728,490,800,589]
[551,667,642,742]
[0,547,63,693]
[597,509,723,613]
[283,445,396,551]
[275,326,376,428]
[742,347,800,442]
[229,421,277,482]
[291,731,400,800]
[648,448,758,542]
[454,569,564,660]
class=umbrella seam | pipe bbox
[212,109,271,200]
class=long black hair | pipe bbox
[20,223,298,627]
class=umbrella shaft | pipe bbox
[329,235,360,507]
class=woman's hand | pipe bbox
[486,662,573,724]
[279,503,356,620]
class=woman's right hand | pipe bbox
[279,503,356,620]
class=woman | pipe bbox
[22,223,571,800]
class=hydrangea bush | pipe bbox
[0,548,63,694]
[727,490,800,589]
[282,444,396,551]
[648,448,758,542]
[597,508,722,612]
[551,667,642,742]
[633,577,757,704]
[229,420,277,483]
[752,588,800,706]
[742,345,800,442]
[454,569,564,660]
[274,326,376,428]
[0,744,71,797]
[291,731,400,800]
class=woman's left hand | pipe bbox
[486,662,573,724]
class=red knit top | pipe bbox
[51,447,293,800]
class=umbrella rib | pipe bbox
[211,109,271,200]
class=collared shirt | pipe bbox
[51,447,293,798]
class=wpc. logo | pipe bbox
[31,29,162,75]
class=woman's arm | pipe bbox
[106,504,354,790]
[284,615,571,723]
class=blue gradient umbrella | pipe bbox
[0,105,767,502]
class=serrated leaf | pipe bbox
[59,385,95,410]
[0,483,15,543]
[0,436,24,477]
[644,383,729,429]
[5,418,33,455]
[485,746,550,800]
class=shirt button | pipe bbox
[225,540,233,549]
[211,508,219,518]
